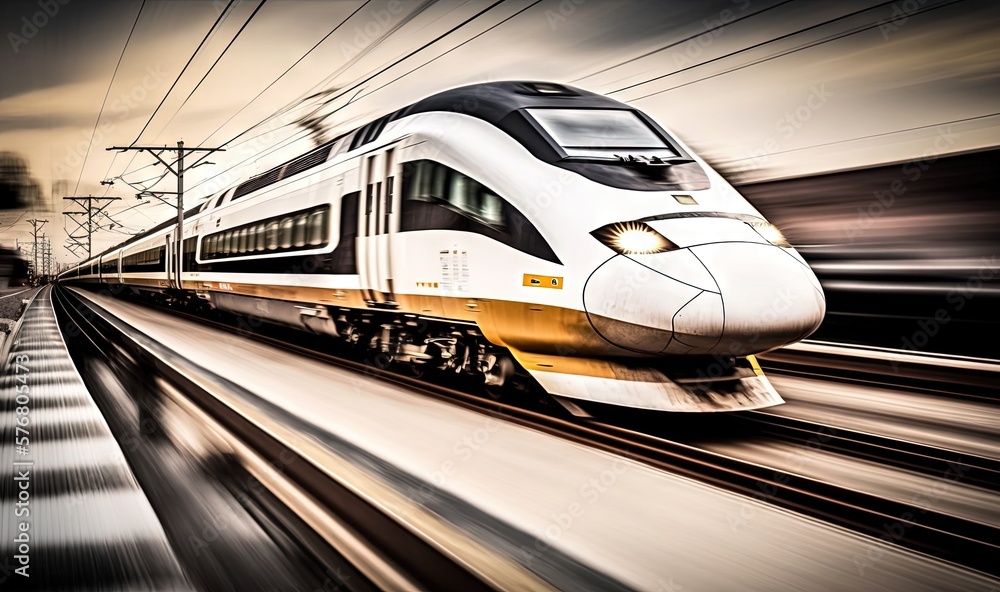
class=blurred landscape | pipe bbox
[738,147,1000,357]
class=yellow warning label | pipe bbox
[523,274,563,289]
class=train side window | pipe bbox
[293,214,308,247]
[200,205,331,260]
[400,159,559,264]
[266,221,279,250]
[307,210,326,246]
[279,218,293,249]
[449,174,469,211]
[253,224,265,251]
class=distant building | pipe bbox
[0,152,42,210]
[0,246,29,288]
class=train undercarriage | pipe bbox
[106,284,783,415]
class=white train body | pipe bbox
[62,82,825,413]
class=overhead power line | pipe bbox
[130,0,237,144]
[74,0,146,195]
[181,0,512,187]
[154,0,271,136]
[615,0,966,101]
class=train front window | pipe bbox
[526,108,677,159]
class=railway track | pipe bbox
[738,410,1000,491]
[758,344,1000,404]
[57,286,1000,579]
[51,286,502,592]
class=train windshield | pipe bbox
[526,108,678,159]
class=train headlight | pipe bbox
[591,221,676,255]
[748,221,791,248]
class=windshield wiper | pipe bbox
[614,154,695,167]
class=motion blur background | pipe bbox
[1,0,998,354]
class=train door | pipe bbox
[117,251,123,283]
[165,233,175,289]
[357,147,400,307]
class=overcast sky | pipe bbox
[1,0,997,262]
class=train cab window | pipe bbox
[293,214,308,248]
[400,160,560,264]
[522,108,710,192]
[526,108,676,159]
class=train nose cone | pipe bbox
[583,250,722,354]
[583,244,825,356]
[690,242,825,353]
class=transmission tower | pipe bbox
[62,195,121,259]
[107,141,223,288]
[26,218,46,279]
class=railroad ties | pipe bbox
[0,286,190,590]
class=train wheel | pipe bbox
[483,355,515,400]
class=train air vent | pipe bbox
[281,144,333,179]
[233,168,283,201]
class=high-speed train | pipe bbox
[60,81,825,413]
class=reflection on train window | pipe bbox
[308,210,327,246]
[201,204,331,260]
[280,218,293,249]
[525,108,676,159]
[406,159,505,227]
[293,215,308,248]
[122,246,165,273]
[267,221,279,250]
[400,160,560,264]
[254,224,266,251]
